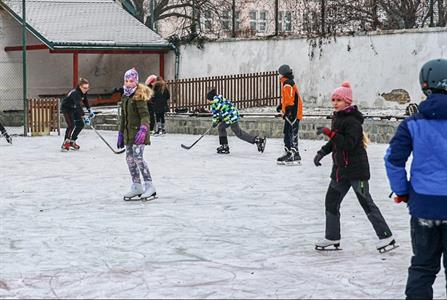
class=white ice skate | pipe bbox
[140,181,157,201]
[123,183,144,201]
[376,236,398,253]
[315,238,341,251]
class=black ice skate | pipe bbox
[2,132,12,144]
[277,148,290,165]
[315,239,341,251]
[216,144,230,154]
[284,149,301,166]
[376,237,399,253]
[255,136,266,153]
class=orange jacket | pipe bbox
[280,77,303,121]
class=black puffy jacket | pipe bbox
[152,83,170,114]
[61,87,90,115]
[319,106,370,181]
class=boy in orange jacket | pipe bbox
[276,64,303,165]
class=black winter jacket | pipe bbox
[318,106,370,181]
[61,87,90,115]
[152,84,170,114]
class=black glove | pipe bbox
[212,121,219,128]
[314,151,325,166]
[276,104,282,113]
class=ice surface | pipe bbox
[1,131,445,298]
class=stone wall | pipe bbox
[163,116,400,144]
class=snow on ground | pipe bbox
[0,130,445,299]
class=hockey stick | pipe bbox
[181,126,213,150]
[90,124,125,154]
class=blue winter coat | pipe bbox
[384,93,447,219]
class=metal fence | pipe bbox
[0,61,25,138]
[166,71,281,112]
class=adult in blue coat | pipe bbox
[385,58,447,300]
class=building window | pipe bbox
[222,10,230,31]
[284,11,292,32]
[203,10,213,31]
[259,10,267,32]
[235,10,241,31]
[278,11,283,32]
[279,11,292,32]
[249,10,257,31]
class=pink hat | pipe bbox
[145,75,157,86]
[331,81,353,105]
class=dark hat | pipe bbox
[207,88,217,100]
[278,64,292,76]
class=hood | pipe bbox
[334,105,364,124]
[419,93,447,120]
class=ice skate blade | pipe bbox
[315,245,341,251]
[140,195,158,202]
[123,194,142,201]
[378,243,399,253]
[284,161,301,166]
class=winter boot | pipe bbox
[140,181,157,201]
[315,238,341,251]
[61,139,71,152]
[285,148,301,166]
[276,147,290,165]
[254,136,266,153]
[69,139,80,150]
[123,183,144,201]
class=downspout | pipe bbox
[172,44,180,80]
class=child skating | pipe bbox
[117,68,157,201]
[276,64,303,166]
[60,78,94,151]
[207,88,266,154]
[313,81,395,253]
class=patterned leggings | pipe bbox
[125,145,152,183]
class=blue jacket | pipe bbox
[384,93,447,219]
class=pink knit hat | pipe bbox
[331,81,353,105]
[145,75,157,86]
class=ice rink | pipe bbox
[1,130,445,298]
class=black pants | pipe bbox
[63,111,84,141]
[0,121,6,134]
[148,103,155,131]
[324,179,392,241]
[406,217,447,300]
[283,118,299,151]
[155,112,165,123]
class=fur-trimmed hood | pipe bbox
[133,83,153,101]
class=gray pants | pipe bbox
[218,122,255,144]
[125,145,152,184]
[324,179,392,240]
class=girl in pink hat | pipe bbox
[313,81,396,253]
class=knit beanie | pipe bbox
[207,88,217,100]
[124,68,139,83]
[331,81,353,105]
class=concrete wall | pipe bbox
[0,9,160,111]
[165,27,447,109]
[90,113,400,144]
